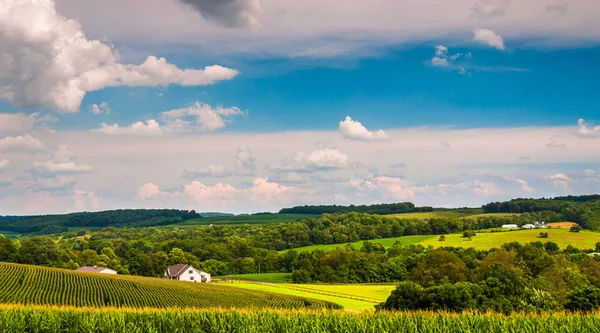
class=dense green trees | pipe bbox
[279,202,433,215]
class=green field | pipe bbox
[418,228,600,250]
[3,305,599,333]
[161,213,318,228]
[284,284,396,302]
[220,273,292,283]
[387,210,518,219]
[0,230,21,238]
[282,235,432,253]
[0,262,338,310]
[221,282,378,311]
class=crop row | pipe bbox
[0,263,339,310]
[2,305,600,333]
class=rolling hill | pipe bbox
[0,262,339,310]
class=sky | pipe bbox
[0,0,599,215]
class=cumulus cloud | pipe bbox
[176,0,261,29]
[90,102,111,115]
[471,0,511,19]
[0,135,46,153]
[247,177,305,204]
[0,113,55,135]
[437,180,502,197]
[94,120,164,136]
[339,117,390,142]
[0,158,9,170]
[31,145,93,175]
[473,29,505,50]
[74,190,100,211]
[182,165,233,179]
[0,0,238,112]
[431,45,450,67]
[546,137,566,148]
[235,145,257,175]
[269,148,349,172]
[503,176,535,193]
[161,102,246,132]
[545,173,571,191]
[575,119,600,138]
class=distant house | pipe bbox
[535,221,548,228]
[501,224,519,229]
[76,266,117,274]
[165,264,210,283]
[522,224,536,229]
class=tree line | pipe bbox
[279,202,433,215]
[0,209,200,234]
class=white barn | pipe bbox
[501,224,519,229]
[165,264,211,283]
[76,266,117,274]
[521,224,536,229]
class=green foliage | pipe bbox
[0,262,339,310]
[566,286,600,311]
[439,235,446,241]
[462,231,477,238]
[570,226,582,233]
[279,202,432,215]
[538,232,549,238]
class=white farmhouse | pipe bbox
[501,224,519,229]
[521,224,536,229]
[165,264,211,283]
[76,266,117,274]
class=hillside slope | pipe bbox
[0,262,339,310]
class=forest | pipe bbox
[279,202,433,215]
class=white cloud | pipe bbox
[182,165,233,179]
[270,148,349,172]
[74,190,100,211]
[0,113,55,135]
[584,169,598,177]
[94,120,164,136]
[31,145,93,175]
[339,116,390,142]
[247,177,305,205]
[546,137,566,148]
[473,29,505,50]
[161,102,246,132]
[235,145,256,175]
[175,0,261,29]
[545,173,571,191]
[503,176,535,193]
[0,135,46,153]
[437,180,502,197]
[0,158,9,170]
[471,0,511,19]
[90,102,111,115]
[435,45,448,57]
[28,175,76,192]
[0,0,238,112]
[575,119,600,138]
[431,57,449,67]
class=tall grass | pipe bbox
[1,305,600,333]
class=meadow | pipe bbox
[418,227,600,250]
[220,273,293,283]
[161,213,318,228]
[0,262,338,310]
[281,235,432,253]
[2,305,600,333]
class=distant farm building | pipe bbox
[501,224,519,229]
[521,224,536,229]
[76,266,117,274]
[165,264,210,282]
[534,221,547,228]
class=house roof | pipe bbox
[76,266,116,273]
[166,264,209,278]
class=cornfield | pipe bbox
[0,262,339,310]
[1,305,600,333]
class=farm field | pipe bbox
[221,281,378,311]
[219,273,292,283]
[0,262,338,310]
[161,213,318,228]
[548,222,579,228]
[418,228,600,250]
[286,284,396,302]
[2,305,600,333]
[281,235,432,253]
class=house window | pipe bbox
[190,276,194,281]
[189,270,193,274]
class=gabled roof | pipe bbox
[166,264,209,278]
[76,266,116,273]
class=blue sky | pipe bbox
[1,0,600,214]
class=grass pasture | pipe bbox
[418,228,600,250]
[4,305,600,333]
[219,273,292,283]
[0,262,338,310]
[281,235,433,253]
[161,213,318,228]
